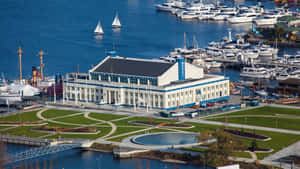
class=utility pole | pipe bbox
[38,50,45,80]
[17,46,23,81]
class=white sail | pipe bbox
[94,20,104,34]
[112,13,121,28]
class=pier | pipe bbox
[0,135,49,146]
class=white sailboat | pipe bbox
[94,20,104,35]
[112,13,121,28]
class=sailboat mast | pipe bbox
[184,32,186,49]
[17,46,23,81]
[39,50,45,80]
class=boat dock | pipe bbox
[0,134,50,146]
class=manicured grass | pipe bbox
[0,110,41,122]
[179,122,219,133]
[0,126,10,130]
[42,109,80,119]
[0,126,48,138]
[207,106,300,118]
[209,116,300,131]
[173,122,300,160]
[89,112,126,121]
[232,152,252,158]
[109,126,147,137]
[55,114,99,125]
[113,116,177,126]
[241,129,300,160]
[45,122,78,128]
[184,147,207,152]
[45,126,112,140]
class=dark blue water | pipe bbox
[0,0,279,80]
[5,143,211,169]
[133,132,198,146]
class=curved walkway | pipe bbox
[205,114,300,120]
[84,112,117,139]
[37,109,82,126]
[184,119,300,135]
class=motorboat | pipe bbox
[227,14,259,24]
[255,90,268,97]
[240,67,272,79]
[254,15,277,26]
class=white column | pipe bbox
[75,87,78,104]
[62,83,66,104]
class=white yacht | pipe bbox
[240,67,272,79]
[288,53,300,65]
[198,12,216,20]
[227,14,258,24]
[180,12,200,20]
[254,15,277,26]
[276,70,290,81]
[155,1,177,12]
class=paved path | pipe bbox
[183,118,300,135]
[249,152,257,161]
[199,105,264,119]
[265,143,300,160]
[205,114,300,120]
[37,109,82,126]
[84,112,116,139]
[0,126,18,132]
[110,116,133,122]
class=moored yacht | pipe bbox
[240,67,272,79]
[254,15,277,26]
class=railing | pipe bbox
[6,143,82,164]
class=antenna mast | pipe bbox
[39,50,45,80]
[184,32,186,49]
[17,46,23,81]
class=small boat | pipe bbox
[112,13,122,28]
[94,20,104,35]
[255,90,268,97]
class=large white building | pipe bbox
[63,53,230,111]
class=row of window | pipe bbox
[91,74,158,86]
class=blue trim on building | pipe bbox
[177,58,185,81]
[200,96,230,104]
[65,96,230,111]
[65,78,229,93]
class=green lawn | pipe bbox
[210,116,300,131]
[55,114,99,125]
[242,129,300,160]
[0,126,10,130]
[0,126,48,138]
[42,109,80,119]
[45,122,78,128]
[109,126,147,137]
[45,126,112,140]
[232,152,252,158]
[206,106,300,118]
[173,122,300,160]
[0,110,41,122]
[113,116,176,126]
[89,112,126,121]
[204,106,300,131]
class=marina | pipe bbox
[1,0,300,168]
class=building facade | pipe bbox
[63,54,230,110]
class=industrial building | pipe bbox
[63,53,230,110]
